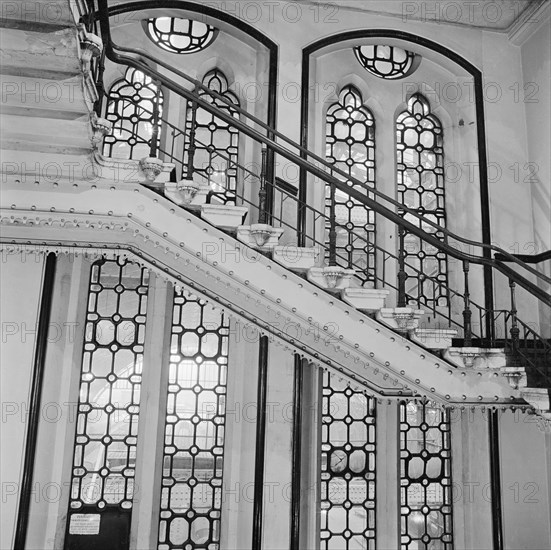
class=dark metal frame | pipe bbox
[325,85,377,284]
[146,16,219,54]
[183,68,240,204]
[399,401,454,550]
[320,373,377,549]
[396,93,448,308]
[64,258,149,549]
[354,45,417,80]
[103,67,163,159]
[157,290,230,550]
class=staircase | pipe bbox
[1,0,550,419]
[0,0,98,179]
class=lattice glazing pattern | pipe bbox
[321,372,376,549]
[355,45,417,80]
[104,67,163,160]
[147,17,218,54]
[184,69,240,204]
[158,290,230,550]
[399,402,453,550]
[396,94,448,307]
[325,85,376,284]
[69,258,149,511]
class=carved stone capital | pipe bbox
[237,224,284,250]
[139,157,164,184]
[307,266,356,292]
[79,26,103,74]
[443,347,506,369]
[376,307,424,333]
[90,113,112,149]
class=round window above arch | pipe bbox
[146,17,219,54]
[354,45,420,80]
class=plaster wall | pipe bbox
[0,252,45,549]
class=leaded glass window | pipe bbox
[325,85,376,285]
[399,402,453,549]
[104,67,163,160]
[147,18,218,54]
[184,69,240,204]
[354,45,418,80]
[396,94,448,307]
[158,290,229,550]
[321,372,376,549]
[65,258,149,545]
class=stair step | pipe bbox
[0,75,90,119]
[0,149,94,182]
[411,329,458,350]
[342,287,389,312]
[0,26,80,79]
[1,114,91,154]
[520,388,551,420]
[1,0,76,27]
[200,204,248,232]
[273,245,318,273]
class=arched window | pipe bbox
[146,17,218,54]
[325,85,376,285]
[103,68,163,160]
[396,94,448,307]
[354,45,419,80]
[184,69,240,204]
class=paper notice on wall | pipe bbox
[69,513,101,535]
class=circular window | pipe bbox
[146,17,218,54]
[354,45,419,80]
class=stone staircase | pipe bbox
[0,0,549,420]
[160,177,551,419]
[0,0,99,180]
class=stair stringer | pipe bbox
[0,177,522,406]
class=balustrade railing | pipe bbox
[77,0,550,385]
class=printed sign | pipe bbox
[69,513,101,535]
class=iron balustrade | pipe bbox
[77,0,550,385]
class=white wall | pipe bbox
[521,18,551,336]
[0,251,45,549]
[500,410,551,550]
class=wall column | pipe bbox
[450,408,493,550]
[376,399,399,549]
[131,274,173,550]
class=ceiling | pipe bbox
[293,0,546,31]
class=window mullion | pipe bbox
[130,274,174,550]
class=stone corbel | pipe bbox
[139,157,165,184]
[164,178,211,208]
[90,113,112,149]
[237,224,284,250]
[79,25,103,75]
[500,366,528,390]
[443,347,506,370]
[307,266,356,292]
[376,307,424,333]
